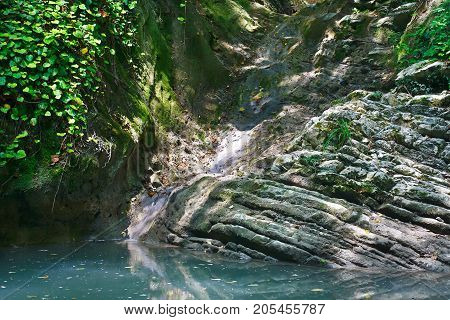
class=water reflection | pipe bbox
[0,241,449,299]
[126,241,450,300]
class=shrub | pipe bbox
[0,0,137,166]
[397,0,450,67]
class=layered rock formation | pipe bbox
[149,89,450,271]
[130,0,450,271]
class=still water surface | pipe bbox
[1,241,449,299]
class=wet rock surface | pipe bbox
[149,90,450,271]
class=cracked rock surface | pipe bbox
[149,91,450,271]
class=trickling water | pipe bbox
[127,189,173,240]
[1,241,449,300]
[209,128,251,174]
[127,125,253,240]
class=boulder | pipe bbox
[396,60,449,93]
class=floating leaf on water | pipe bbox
[38,275,49,279]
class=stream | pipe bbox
[1,241,449,300]
[2,4,448,301]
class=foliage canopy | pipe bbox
[0,0,137,166]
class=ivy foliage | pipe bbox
[0,0,137,166]
[397,0,450,67]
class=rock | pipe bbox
[396,61,447,81]
[147,91,450,272]
[318,160,344,173]
[407,92,450,107]
[340,166,367,179]
[396,60,449,93]
[391,2,417,31]
[374,17,393,28]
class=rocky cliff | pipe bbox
[138,0,450,271]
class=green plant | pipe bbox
[322,118,351,150]
[396,0,450,67]
[302,155,321,167]
[0,0,138,166]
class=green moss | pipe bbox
[2,129,63,192]
[201,0,258,35]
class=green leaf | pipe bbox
[54,89,62,99]
[0,104,10,113]
[73,30,83,38]
[43,36,54,45]
[16,131,28,139]
[15,150,26,159]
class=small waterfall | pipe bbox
[209,128,251,174]
[127,189,173,240]
[127,125,253,240]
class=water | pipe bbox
[1,241,449,300]
[128,125,253,240]
[209,128,251,174]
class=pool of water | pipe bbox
[1,241,449,300]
